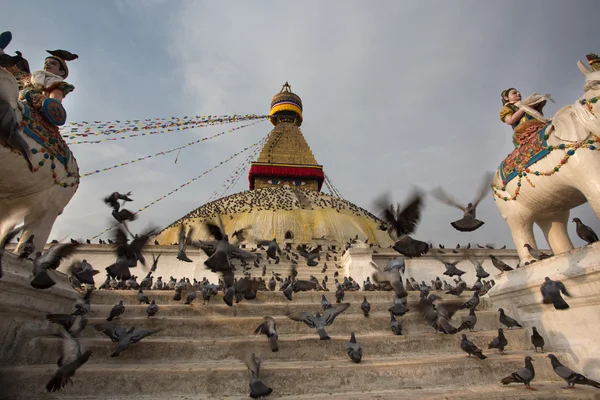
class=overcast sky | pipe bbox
[3,0,600,248]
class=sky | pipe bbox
[2,0,600,249]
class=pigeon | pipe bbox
[253,316,279,352]
[501,356,536,390]
[94,324,159,357]
[345,332,362,363]
[137,289,150,304]
[321,294,332,310]
[488,328,508,354]
[370,260,408,299]
[457,306,478,332]
[389,295,409,316]
[374,190,429,257]
[46,313,87,338]
[146,300,159,318]
[140,271,153,290]
[489,255,513,273]
[45,326,93,392]
[71,290,93,316]
[498,308,522,329]
[547,354,600,389]
[430,172,493,232]
[297,248,322,266]
[69,260,98,286]
[460,291,480,310]
[360,296,371,317]
[335,284,345,303]
[572,217,599,244]
[540,277,571,310]
[105,226,158,280]
[176,225,194,262]
[31,243,79,289]
[106,300,125,321]
[530,327,545,353]
[419,299,463,334]
[460,334,487,359]
[150,252,161,272]
[184,291,196,305]
[111,208,137,224]
[287,303,350,340]
[468,255,490,279]
[0,31,12,50]
[103,191,133,212]
[523,244,551,260]
[245,353,273,399]
[257,238,282,261]
[430,252,465,277]
[390,313,403,335]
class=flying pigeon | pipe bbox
[245,353,273,399]
[287,303,350,340]
[31,243,79,289]
[45,326,92,392]
[253,316,279,352]
[540,277,571,310]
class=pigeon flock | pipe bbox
[1,185,600,398]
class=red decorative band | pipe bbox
[248,164,324,190]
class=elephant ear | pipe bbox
[551,105,590,143]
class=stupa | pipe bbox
[155,83,393,246]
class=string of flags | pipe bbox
[80,119,266,177]
[89,134,269,240]
[65,114,268,144]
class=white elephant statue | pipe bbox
[0,47,79,253]
[492,55,600,264]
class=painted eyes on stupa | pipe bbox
[266,179,306,186]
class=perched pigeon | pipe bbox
[460,291,480,310]
[137,289,150,304]
[390,313,403,335]
[540,277,571,310]
[245,353,273,399]
[45,326,93,392]
[523,244,551,261]
[389,295,409,316]
[572,217,599,244]
[184,290,197,305]
[489,255,513,273]
[530,327,545,353]
[460,334,487,359]
[501,356,536,390]
[69,260,97,286]
[457,306,478,332]
[498,308,522,329]
[360,296,371,317]
[146,300,159,318]
[253,316,279,352]
[321,294,332,310]
[547,354,600,389]
[106,300,125,321]
[345,332,362,363]
[287,303,350,340]
[430,171,492,232]
[488,328,508,354]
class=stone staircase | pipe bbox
[1,286,599,399]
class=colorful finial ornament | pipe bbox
[0,31,12,51]
[586,53,600,71]
[269,81,303,126]
[45,49,79,78]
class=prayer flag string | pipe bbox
[89,134,269,240]
[80,119,266,177]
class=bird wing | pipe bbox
[46,49,79,61]
[129,328,159,344]
[324,303,350,325]
[59,326,82,366]
[177,225,187,252]
[94,323,127,342]
[554,365,575,379]
[287,311,317,328]
[557,281,571,297]
[431,187,465,211]
[39,243,78,269]
[472,171,494,208]
[436,300,464,320]
[228,245,259,261]
[130,226,159,255]
[205,222,224,241]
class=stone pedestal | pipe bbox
[487,242,600,378]
[0,252,80,365]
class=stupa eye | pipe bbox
[267,179,280,185]
[293,181,306,186]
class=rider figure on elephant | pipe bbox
[500,88,549,149]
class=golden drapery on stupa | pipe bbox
[155,83,392,246]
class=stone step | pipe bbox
[89,289,479,306]
[78,311,509,338]
[21,330,533,365]
[22,383,597,400]
[0,351,562,398]
[86,299,487,318]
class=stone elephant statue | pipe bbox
[492,57,600,264]
[0,66,79,253]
